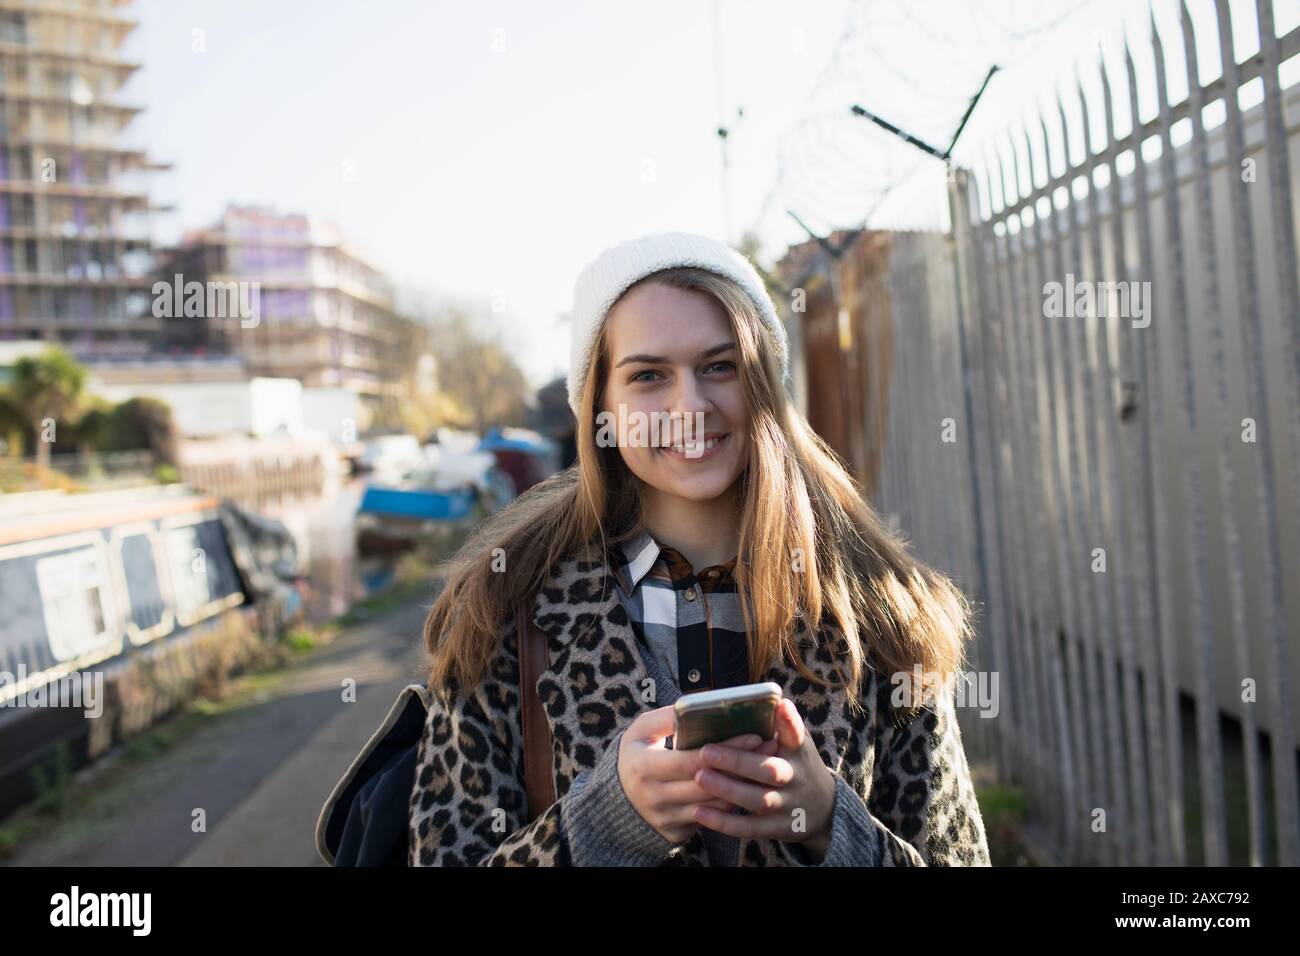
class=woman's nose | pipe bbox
[665,373,712,441]
[667,371,713,416]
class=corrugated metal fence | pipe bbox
[861,1,1300,866]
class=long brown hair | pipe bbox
[422,266,972,713]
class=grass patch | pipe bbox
[283,627,320,652]
[0,818,38,858]
[333,578,430,627]
[976,781,1037,866]
[31,742,74,817]
[119,714,208,763]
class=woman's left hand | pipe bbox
[691,697,837,861]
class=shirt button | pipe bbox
[685,586,698,602]
[687,669,702,684]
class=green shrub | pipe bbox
[284,628,317,652]
[97,397,179,465]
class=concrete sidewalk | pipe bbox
[3,601,430,867]
[179,602,429,866]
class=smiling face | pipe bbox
[599,280,750,504]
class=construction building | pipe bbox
[159,204,426,413]
[0,0,168,355]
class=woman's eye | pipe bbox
[629,362,732,383]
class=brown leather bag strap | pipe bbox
[517,598,556,822]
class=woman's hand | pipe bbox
[617,705,767,845]
[689,697,838,861]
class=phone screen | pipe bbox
[674,696,777,750]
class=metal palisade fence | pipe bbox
[865,0,1300,867]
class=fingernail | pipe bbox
[702,745,718,761]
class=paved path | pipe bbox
[4,601,429,867]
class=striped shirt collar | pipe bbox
[608,526,738,593]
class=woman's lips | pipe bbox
[657,432,730,461]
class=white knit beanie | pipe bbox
[566,230,789,416]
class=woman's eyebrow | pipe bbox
[614,342,735,368]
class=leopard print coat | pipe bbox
[408,551,991,866]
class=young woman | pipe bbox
[406,231,991,867]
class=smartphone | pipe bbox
[672,681,782,750]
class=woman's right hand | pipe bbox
[616,705,767,845]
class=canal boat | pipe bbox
[0,485,301,820]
